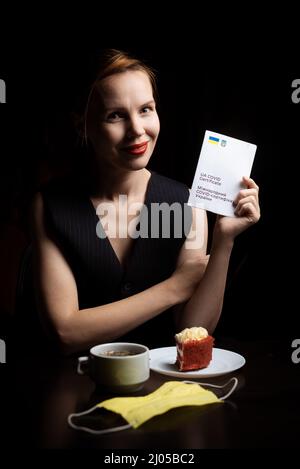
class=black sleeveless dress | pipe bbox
[18,171,193,351]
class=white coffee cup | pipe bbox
[77,342,150,393]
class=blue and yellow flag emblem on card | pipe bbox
[208,136,219,144]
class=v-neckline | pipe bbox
[87,170,154,271]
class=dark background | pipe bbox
[0,22,299,350]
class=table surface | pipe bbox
[5,337,300,449]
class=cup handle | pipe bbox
[77,356,89,375]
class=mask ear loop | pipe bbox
[68,404,132,435]
[183,377,238,400]
[68,378,238,434]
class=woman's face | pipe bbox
[87,70,160,171]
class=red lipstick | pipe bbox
[122,141,149,155]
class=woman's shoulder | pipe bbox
[37,176,89,225]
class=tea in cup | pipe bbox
[77,342,150,393]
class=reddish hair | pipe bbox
[83,49,158,142]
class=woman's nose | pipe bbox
[126,116,145,139]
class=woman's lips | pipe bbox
[122,141,149,155]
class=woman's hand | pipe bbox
[171,255,210,302]
[213,177,260,245]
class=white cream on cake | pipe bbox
[175,327,208,343]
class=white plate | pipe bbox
[149,346,245,378]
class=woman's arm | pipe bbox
[176,235,233,333]
[31,193,204,355]
[176,177,260,334]
[172,205,209,325]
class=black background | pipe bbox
[0,9,299,454]
[0,14,299,347]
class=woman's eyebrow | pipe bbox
[139,100,155,107]
[104,100,155,112]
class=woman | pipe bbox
[30,49,260,354]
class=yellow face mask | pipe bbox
[68,378,238,435]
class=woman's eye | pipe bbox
[106,112,123,122]
[141,107,151,114]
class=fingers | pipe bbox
[233,177,259,207]
[242,176,259,192]
[234,197,260,222]
[236,203,260,223]
[234,194,258,212]
[233,189,258,205]
[233,178,260,222]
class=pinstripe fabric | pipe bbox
[42,172,192,347]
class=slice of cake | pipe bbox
[175,327,214,371]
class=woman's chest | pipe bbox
[93,198,144,266]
